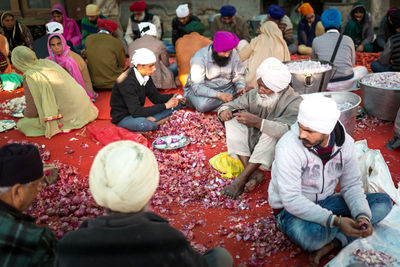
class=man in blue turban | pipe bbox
[311,8,368,91]
[211,5,250,42]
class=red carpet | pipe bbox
[0,53,398,266]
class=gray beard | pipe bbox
[256,92,280,109]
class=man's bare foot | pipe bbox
[244,170,265,192]
[146,116,156,122]
[156,116,171,126]
[221,180,244,199]
[309,241,335,266]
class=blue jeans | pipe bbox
[371,60,391,73]
[117,105,181,132]
[164,42,176,54]
[276,193,392,252]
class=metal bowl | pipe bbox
[284,59,334,94]
[359,72,400,121]
[301,92,361,136]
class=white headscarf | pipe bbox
[256,57,291,93]
[139,22,157,37]
[131,48,156,66]
[176,4,189,18]
[46,22,64,34]
[89,141,159,213]
[298,95,341,134]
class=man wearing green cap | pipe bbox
[0,143,56,266]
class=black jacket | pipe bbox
[110,68,173,124]
[172,15,201,46]
[33,34,50,59]
[55,212,208,267]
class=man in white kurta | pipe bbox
[218,57,302,199]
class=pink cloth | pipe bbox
[212,31,239,52]
[46,33,94,100]
[50,4,82,46]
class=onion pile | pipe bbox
[361,72,400,89]
[27,160,106,239]
[352,249,397,266]
[285,60,332,74]
[231,216,299,266]
[151,148,251,211]
[144,109,226,146]
[0,96,26,115]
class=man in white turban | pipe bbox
[268,95,393,265]
[56,141,234,267]
[128,22,177,90]
[33,22,64,59]
[172,3,204,46]
[218,57,302,199]
[110,48,184,132]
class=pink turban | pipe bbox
[212,31,239,52]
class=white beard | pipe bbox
[256,92,280,109]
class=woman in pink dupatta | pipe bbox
[46,33,96,100]
[50,4,81,46]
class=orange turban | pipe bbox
[298,3,314,16]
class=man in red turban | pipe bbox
[124,1,162,45]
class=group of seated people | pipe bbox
[0,2,399,265]
[0,82,394,265]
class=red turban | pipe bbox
[97,19,118,33]
[130,1,146,12]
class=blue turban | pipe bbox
[220,5,236,17]
[267,5,286,20]
[321,8,342,29]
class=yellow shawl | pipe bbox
[12,46,98,138]
[239,21,290,88]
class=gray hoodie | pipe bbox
[268,122,371,227]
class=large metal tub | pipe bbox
[359,72,400,121]
[301,92,361,136]
[284,59,334,94]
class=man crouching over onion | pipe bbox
[218,57,302,199]
[268,95,393,264]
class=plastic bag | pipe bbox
[325,206,400,267]
[87,124,150,148]
[355,140,400,205]
[0,73,23,91]
[209,152,244,179]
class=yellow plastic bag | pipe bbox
[209,152,244,179]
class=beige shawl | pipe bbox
[239,21,290,88]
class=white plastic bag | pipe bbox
[355,140,400,205]
[325,206,400,267]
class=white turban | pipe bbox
[139,22,157,37]
[298,95,341,134]
[131,48,156,66]
[256,57,292,92]
[46,22,64,34]
[89,141,159,213]
[176,4,189,18]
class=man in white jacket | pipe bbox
[268,95,393,264]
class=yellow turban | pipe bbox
[86,4,100,16]
[298,3,314,16]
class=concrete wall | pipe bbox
[119,0,262,37]
[324,0,391,28]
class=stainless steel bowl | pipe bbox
[284,59,334,94]
[301,92,361,136]
[359,72,400,121]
